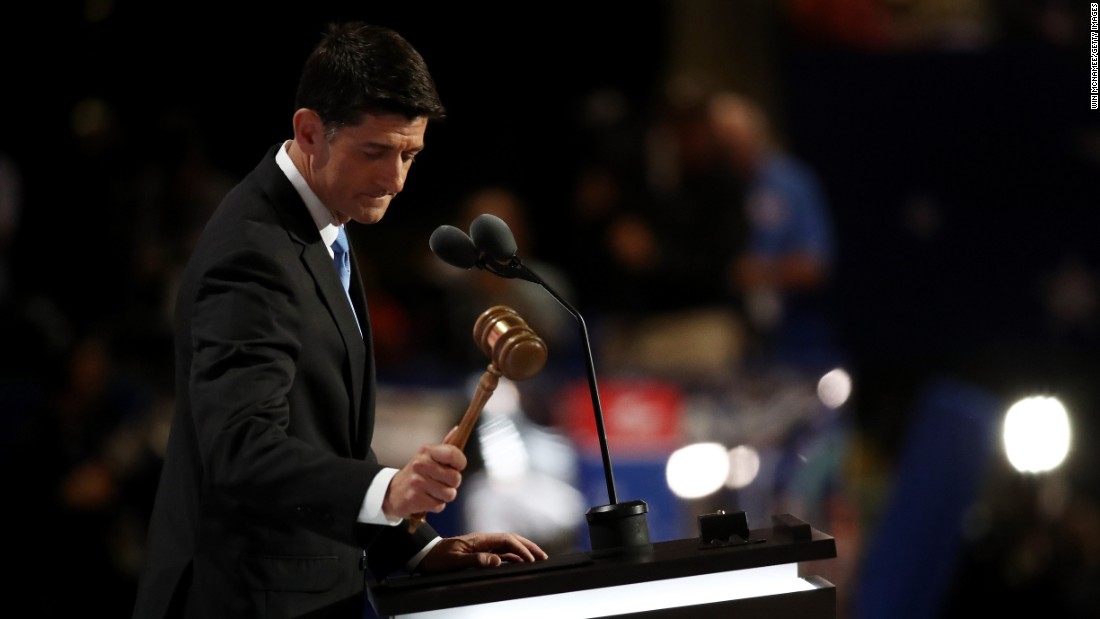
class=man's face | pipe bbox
[310,113,428,225]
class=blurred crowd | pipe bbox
[2,1,1099,618]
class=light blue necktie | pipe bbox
[331,226,361,334]
[332,226,352,292]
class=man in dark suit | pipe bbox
[132,21,546,619]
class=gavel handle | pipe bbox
[407,364,502,533]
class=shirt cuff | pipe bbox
[406,536,444,572]
[358,467,402,526]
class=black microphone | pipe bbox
[428,224,480,269]
[429,213,651,557]
[469,213,518,261]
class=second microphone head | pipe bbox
[470,213,518,261]
[429,224,479,269]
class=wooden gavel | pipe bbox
[406,305,548,532]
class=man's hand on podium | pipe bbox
[417,532,549,574]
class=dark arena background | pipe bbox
[1,2,1098,618]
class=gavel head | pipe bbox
[473,305,548,380]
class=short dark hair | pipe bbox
[295,21,446,128]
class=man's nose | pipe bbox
[377,156,407,195]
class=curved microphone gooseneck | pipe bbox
[429,215,619,506]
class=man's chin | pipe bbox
[353,205,389,225]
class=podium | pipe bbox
[369,514,837,618]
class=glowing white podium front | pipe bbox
[368,515,837,619]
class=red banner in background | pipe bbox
[555,378,683,456]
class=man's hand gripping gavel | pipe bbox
[400,305,548,532]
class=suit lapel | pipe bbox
[346,245,375,458]
[302,244,368,452]
[255,146,370,457]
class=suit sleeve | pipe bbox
[362,520,440,580]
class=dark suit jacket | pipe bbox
[132,144,438,619]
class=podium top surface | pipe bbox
[370,524,835,616]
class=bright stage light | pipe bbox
[725,444,761,490]
[1003,395,1071,473]
[817,368,852,409]
[666,442,730,499]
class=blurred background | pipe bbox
[1,1,1098,617]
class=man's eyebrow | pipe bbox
[362,140,424,152]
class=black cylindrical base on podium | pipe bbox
[586,499,652,558]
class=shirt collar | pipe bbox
[275,140,341,251]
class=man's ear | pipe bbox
[292,108,326,155]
